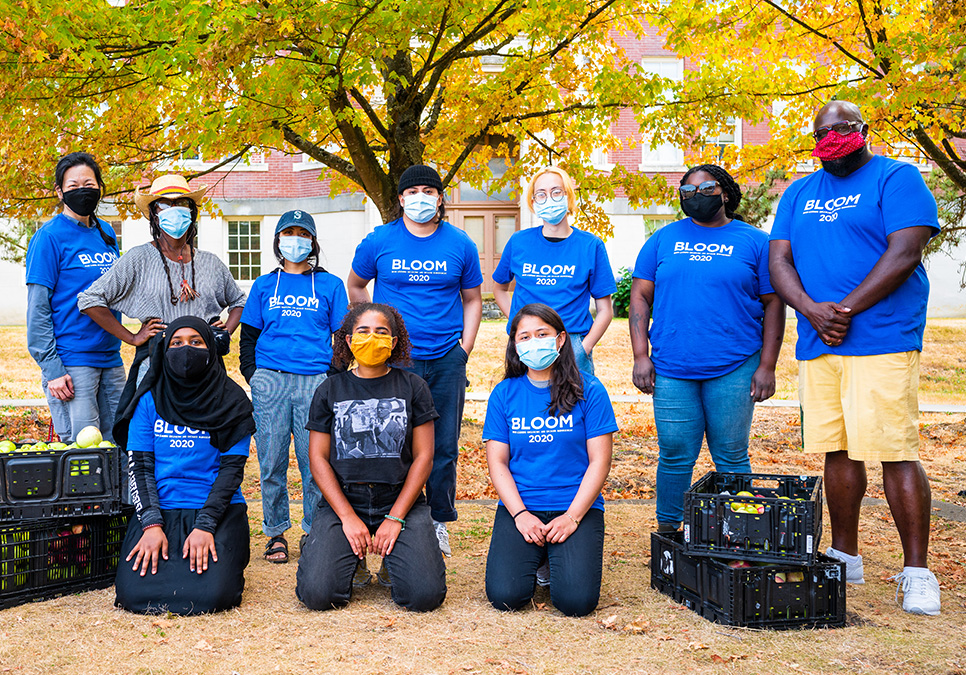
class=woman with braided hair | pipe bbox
[628,164,786,532]
[79,175,246,402]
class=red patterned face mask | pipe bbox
[812,131,866,160]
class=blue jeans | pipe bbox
[250,369,326,536]
[653,352,759,525]
[42,365,125,444]
[296,484,447,612]
[405,343,467,522]
[570,333,594,375]
[485,506,605,617]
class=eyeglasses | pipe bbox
[679,180,719,200]
[155,198,193,210]
[812,121,863,141]
[533,188,566,205]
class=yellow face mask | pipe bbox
[349,332,394,368]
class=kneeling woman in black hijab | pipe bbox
[113,316,256,615]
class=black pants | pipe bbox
[485,506,605,617]
[296,484,446,612]
[114,504,250,615]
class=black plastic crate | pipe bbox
[683,471,823,565]
[0,444,123,521]
[650,530,845,629]
[0,506,132,609]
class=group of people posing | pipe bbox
[25,99,941,618]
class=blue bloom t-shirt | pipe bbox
[128,392,249,509]
[770,155,939,360]
[492,227,617,335]
[25,214,122,368]
[351,219,483,360]
[241,269,348,374]
[482,374,619,512]
[633,218,773,379]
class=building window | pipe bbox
[644,217,672,237]
[228,220,261,281]
[639,58,685,170]
[108,220,122,251]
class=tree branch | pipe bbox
[281,125,360,183]
[422,87,445,136]
[349,87,390,139]
[912,125,966,191]
[761,0,882,77]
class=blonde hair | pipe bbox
[526,166,577,214]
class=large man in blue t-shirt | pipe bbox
[769,100,941,615]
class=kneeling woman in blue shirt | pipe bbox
[484,303,617,617]
[297,303,446,612]
[113,316,256,615]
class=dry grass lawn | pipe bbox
[1,320,965,673]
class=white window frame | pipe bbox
[638,57,686,172]
[226,219,263,282]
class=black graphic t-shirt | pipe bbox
[306,368,438,485]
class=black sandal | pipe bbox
[264,535,289,564]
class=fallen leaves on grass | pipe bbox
[597,614,652,634]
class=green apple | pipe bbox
[49,442,67,450]
[0,440,15,453]
[75,426,103,449]
[98,440,115,448]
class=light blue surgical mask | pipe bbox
[279,235,313,263]
[403,192,439,224]
[157,206,192,239]
[516,334,561,371]
[533,199,568,226]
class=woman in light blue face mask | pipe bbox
[239,209,349,563]
[79,174,247,427]
[482,303,616,617]
[492,167,616,376]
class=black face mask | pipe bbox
[61,187,101,217]
[820,146,867,178]
[165,346,210,380]
[681,193,724,223]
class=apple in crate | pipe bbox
[75,426,103,449]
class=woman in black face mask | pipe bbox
[112,316,256,615]
[24,152,125,445]
[627,164,786,533]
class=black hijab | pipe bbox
[114,316,255,451]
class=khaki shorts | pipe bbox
[799,352,920,462]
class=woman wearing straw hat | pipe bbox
[79,174,246,395]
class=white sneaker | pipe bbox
[890,567,941,616]
[825,547,865,584]
[535,561,550,587]
[433,520,452,557]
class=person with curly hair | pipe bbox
[484,303,616,617]
[296,303,446,612]
[628,164,785,533]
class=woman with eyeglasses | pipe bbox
[78,175,246,402]
[628,164,785,533]
[493,167,615,375]
[483,303,616,617]
[26,152,124,443]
